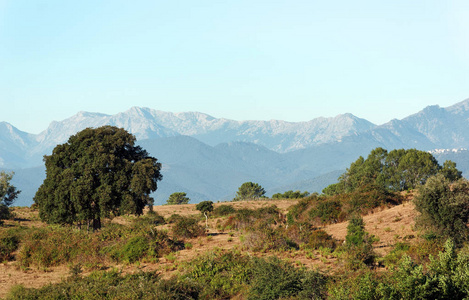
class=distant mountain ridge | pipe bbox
[0,107,377,168]
[3,98,469,206]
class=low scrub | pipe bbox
[171,216,205,239]
[0,228,21,262]
[7,270,201,300]
[212,204,236,217]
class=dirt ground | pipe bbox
[0,200,418,298]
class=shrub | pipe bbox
[309,230,336,250]
[272,190,309,199]
[17,226,101,268]
[286,196,316,225]
[133,211,165,228]
[172,217,205,239]
[224,205,281,231]
[248,257,327,300]
[213,204,236,217]
[414,175,469,244]
[119,235,149,263]
[382,242,411,268]
[344,216,376,269]
[182,250,252,299]
[243,225,295,252]
[6,269,198,300]
[0,230,20,262]
[327,270,381,300]
[310,199,344,224]
[166,213,184,224]
[378,239,469,299]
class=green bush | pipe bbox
[166,213,184,224]
[327,270,380,300]
[224,205,281,231]
[119,235,149,263]
[310,199,344,224]
[377,239,469,299]
[272,190,309,199]
[182,250,252,299]
[212,204,236,217]
[344,216,376,269]
[17,226,101,268]
[172,217,205,239]
[309,229,336,250]
[6,269,199,300]
[0,230,20,262]
[133,211,165,228]
[248,257,327,300]
[414,175,469,244]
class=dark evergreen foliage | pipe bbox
[272,190,309,199]
[233,182,266,201]
[34,126,162,229]
[166,192,190,205]
[414,174,469,244]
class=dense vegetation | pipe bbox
[2,145,469,299]
[323,147,461,195]
[272,190,310,199]
[34,126,162,230]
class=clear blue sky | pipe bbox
[1,0,468,133]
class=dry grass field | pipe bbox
[0,199,419,298]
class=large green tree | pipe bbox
[0,171,20,225]
[34,126,162,230]
[233,182,266,201]
[323,147,461,195]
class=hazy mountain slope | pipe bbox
[363,98,469,151]
[433,149,469,178]
[9,166,46,207]
[0,122,37,168]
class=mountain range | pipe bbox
[2,98,469,206]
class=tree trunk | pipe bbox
[92,218,101,230]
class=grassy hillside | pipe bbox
[1,193,461,299]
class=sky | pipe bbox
[1,0,468,134]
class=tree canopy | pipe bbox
[0,171,20,225]
[233,182,266,201]
[166,192,190,205]
[272,190,309,199]
[323,147,462,195]
[414,174,469,244]
[34,126,162,230]
[196,200,213,228]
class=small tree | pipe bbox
[345,215,376,269]
[166,192,190,205]
[414,174,469,244]
[0,171,20,225]
[196,201,213,228]
[233,182,266,201]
